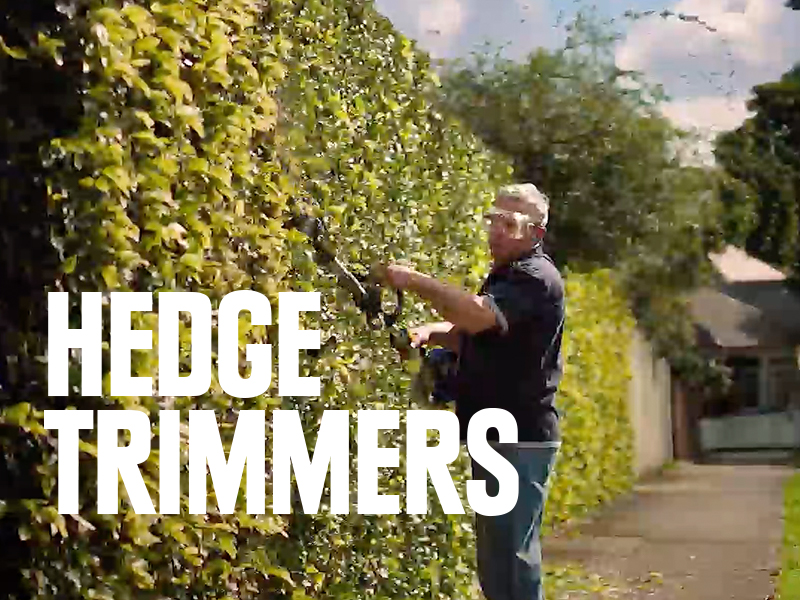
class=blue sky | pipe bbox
[372,0,800,157]
[375,0,668,61]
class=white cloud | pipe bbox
[616,0,800,109]
[661,95,752,133]
[661,95,754,164]
[614,0,800,160]
[374,0,469,57]
[374,0,555,60]
[418,0,467,40]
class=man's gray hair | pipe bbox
[497,183,549,228]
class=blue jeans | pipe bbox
[471,442,560,600]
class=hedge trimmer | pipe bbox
[283,209,405,335]
[284,202,458,405]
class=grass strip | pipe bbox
[777,471,800,599]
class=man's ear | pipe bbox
[525,223,540,242]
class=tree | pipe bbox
[436,21,738,287]
[439,47,679,269]
[714,65,800,280]
[436,21,734,275]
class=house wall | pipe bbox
[628,328,674,476]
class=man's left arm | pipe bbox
[379,263,548,336]
[378,265,499,334]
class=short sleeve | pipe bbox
[480,270,548,334]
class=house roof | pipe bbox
[708,245,788,283]
[689,247,800,350]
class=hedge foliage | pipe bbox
[1,0,637,598]
[545,269,637,530]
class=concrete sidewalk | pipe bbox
[543,462,794,599]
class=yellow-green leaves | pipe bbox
[544,270,637,531]
[0,34,27,59]
[1,1,640,600]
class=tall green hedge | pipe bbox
[545,269,637,530]
[0,1,637,598]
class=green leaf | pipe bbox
[0,35,27,59]
[63,255,78,274]
[102,265,119,288]
[267,566,294,585]
[134,36,161,54]
[121,4,154,34]
[158,74,192,102]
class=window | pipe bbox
[769,356,800,412]
[729,356,760,411]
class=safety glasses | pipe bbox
[483,207,529,229]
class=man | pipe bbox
[377,183,565,600]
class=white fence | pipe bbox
[628,328,674,476]
[699,410,800,451]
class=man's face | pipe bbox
[486,195,540,264]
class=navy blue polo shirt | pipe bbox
[452,244,565,443]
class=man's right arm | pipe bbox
[411,321,462,353]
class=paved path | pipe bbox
[543,462,794,599]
